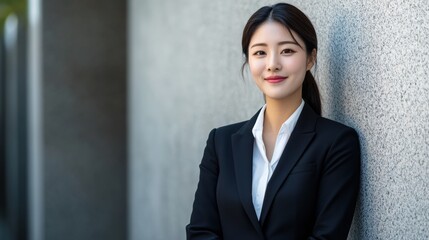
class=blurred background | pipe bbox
[1,0,127,239]
[1,0,429,240]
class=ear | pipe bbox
[306,49,317,71]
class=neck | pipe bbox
[263,97,302,134]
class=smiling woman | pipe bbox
[247,20,316,164]
[187,3,361,240]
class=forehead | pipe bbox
[249,21,305,47]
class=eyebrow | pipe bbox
[250,41,300,49]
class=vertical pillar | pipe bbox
[28,0,127,239]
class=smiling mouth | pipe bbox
[264,76,287,83]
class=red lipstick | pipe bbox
[264,75,287,83]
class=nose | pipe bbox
[267,53,281,72]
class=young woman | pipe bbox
[187,3,360,240]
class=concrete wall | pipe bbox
[129,0,429,239]
[29,0,127,239]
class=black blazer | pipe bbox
[186,103,361,240]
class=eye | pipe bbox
[281,48,296,54]
[252,50,266,56]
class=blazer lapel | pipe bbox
[259,103,318,225]
[231,109,264,237]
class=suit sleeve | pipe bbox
[186,128,222,239]
[309,128,361,240]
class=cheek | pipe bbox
[248,59,265,78]
[284,56,308,73]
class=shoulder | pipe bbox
[203,120,249,153]
[206,106,262,139]
[315,117,355,133]
[216,120,247,134]
[316,117,353,131]
[207,120,248,141]
[315,116,360,146]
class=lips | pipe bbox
[264,75,287,83]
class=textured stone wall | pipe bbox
[129,0,429,239]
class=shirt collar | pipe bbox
[252,99,305,138]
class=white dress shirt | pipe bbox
[251,100,305,219]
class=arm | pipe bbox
[186,128,222,239]
[309,128,361,240]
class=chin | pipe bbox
[263,89,302,102]
[263,90,291,99]
[264,95,292,101]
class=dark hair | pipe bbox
[241,3,321,115]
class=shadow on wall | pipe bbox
[325,8,375,240]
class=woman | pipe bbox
[186,3,360,240]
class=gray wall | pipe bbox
[129,0,429,239]
[29,0,127,239]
